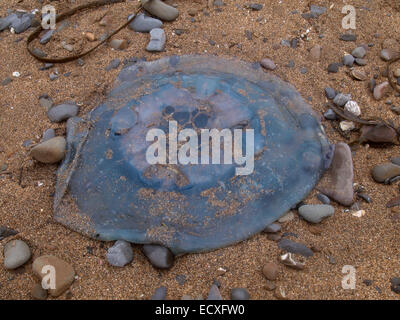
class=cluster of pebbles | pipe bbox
[1,0,400,300]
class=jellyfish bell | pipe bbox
[54,55,331,255]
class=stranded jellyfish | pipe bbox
[54,55,331,255]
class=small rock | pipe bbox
[263,223,281,233]
[343,54,355,67]
[278,211,295,223]
[49,73,58,81]
[333,93,351,107]
[265,280,276,291]
[207,284,223,300]
[371,162,400,183]
[393,68,400,78]
[359,124,397,144]
[344,100,361,116]
[40,63,54,71]
[309,45,321,61]
[42,129,56,142]
[61,41,74,52]
[340,120,355,131]
[390,277,400,294]
[40,29,54,44]
[380,48,398,61]
[278,238,313,257]
[2,77,12,86]
[352,46,366,58]
[110,39,128,50]
[318,142,354,206]
[230,288,250,300]
[246,3,263,11]
[105,58,121,71]
[107,240,133,267]
[373,81,391,100]
[324,87,336,100]
[317,193,331,204]
[260,58,276,71]
[143,244,174,269]
[32,48,47,58]
[31,283,47,300]
[3,240,31,269]
[146,28,166,52]
[323,109,336,120]
[274,286,288,300]
[262,262,279,280]
[391,157,400,166]
[39,96,53,111]
[151,286,167,300]
[355,58,367,66]
[0,226,17,241]
[129,13,163,32]
[339,34,357,42]
[327,63,340,73]
[141,0,179,21]
[32,255,75,297]
[30,137,66,164]
[84,32,96,42]
[12,14,33,34]
[298,204,334,223]
[48,104,79,122]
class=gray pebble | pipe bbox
[317,193,331,204]
[324,87,336,99]
[151,286,167,300]
[143,244,174,269]
[263,223,281,233]
[42,129,56,142]
[0,226,17,241]
[3,240,31,270]
[48,103,79,122]
[146,28,166,52]
[2,77,12,86]
[105,59,121,71]
[278,238,313,257]
[328,62,340,73]
[339,34,357,42]
[355,58,367,66]
[230,288,250,300]
[12,14,32,34]
[343,54,355,67]
[207,284,223,300]
[298,204,334,223]
[129,13,162,32]
[40,29,54,44]
[333,93,351,107]
[106,240,133,267]
[352,46,366,58]
[324,109,337,120]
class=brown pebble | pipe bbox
[265,280,276,291]
[351,69,368,81]
[110,39,128,50]
[30,137,66,164]
[31,283,48,300]
[373,81,391,100]
[267,233,281,241]
[84,32,96,42]
[309,45,321,61]
[308,225,323,235]
[262,262,279,280]
[274,286,288,300]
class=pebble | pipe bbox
[298,204,334,223]
[42,129,56,142]
[333,93,351,107]
[339,34,357,42]
[230,288,250,300]
[380,48,397,61]
[262,262,279,280]
[317,193,331,204]
[324,87,336,100]
[207,284,223,300]
[106,240,133,267]
[141,0,179,21]
[30,136,66,164]
[327,63,340,73]
[323,109,336,120]
[151,286,167,300]
[48,103,79,122]
[373,81,390,100]
[391,157,400,166]
[343,54,355,67]
[246,3,263,11]
[84,32,96,42]
[40,63,54,71]
[110,39,128,50]
[105,58,121,71]
[0,226,17,240]
[2,77,12,86]
[260,58,276,71]
[0,13,18,31]
[391,278,400,294]
[31,283,48,300]
[3,240,31,270]
[318,142,354,206]
[263,223,281,233]
[40,29,54,44]
[357,193,372,203]
[274,286,288,300]
[61,41,74,52]
[146,28,166,52]
[344,100,361,116]
[32,255,75,297]
[359,124,397,144]
[265,280,276,291]
[278,211,295,223]
[278,238,313,257]
[393,68,400,78]
[309,44,321,61]
[280,253,305,270]
[352,46,366,58]
[371,163,400,183]
[32,48,47,58]
[39,96,53,111]
[49,73,58,81]
[143,244,174,269]
[12,14,33,34]
[355,58,367,66]
[129,13,163,32]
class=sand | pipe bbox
[0,0,400,300]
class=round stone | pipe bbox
[298,204,334,223]
[3,240,31,269]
